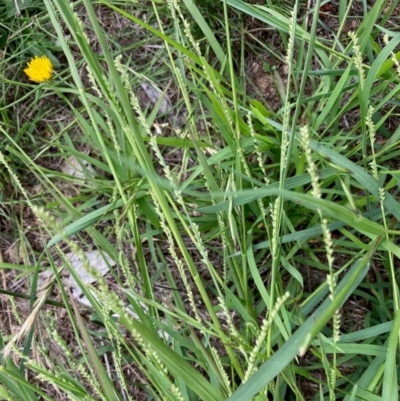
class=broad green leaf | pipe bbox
[199,188,392,236]
[47,199,124,247]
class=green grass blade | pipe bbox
[227,236,382,401]
[310,140,400,221]
[182,0,226,64]
[382,309,400,401]
[70,296,122,401]
[199,188,392,236]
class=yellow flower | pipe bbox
[24,55,53,83]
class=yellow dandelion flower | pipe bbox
[24,55,53,83]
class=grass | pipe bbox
[1,0,400,400]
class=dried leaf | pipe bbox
[61,155,95,182]
[64,250,115,306]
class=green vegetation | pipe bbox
[1,0,400,400]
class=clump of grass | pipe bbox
[1,0,400,400]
